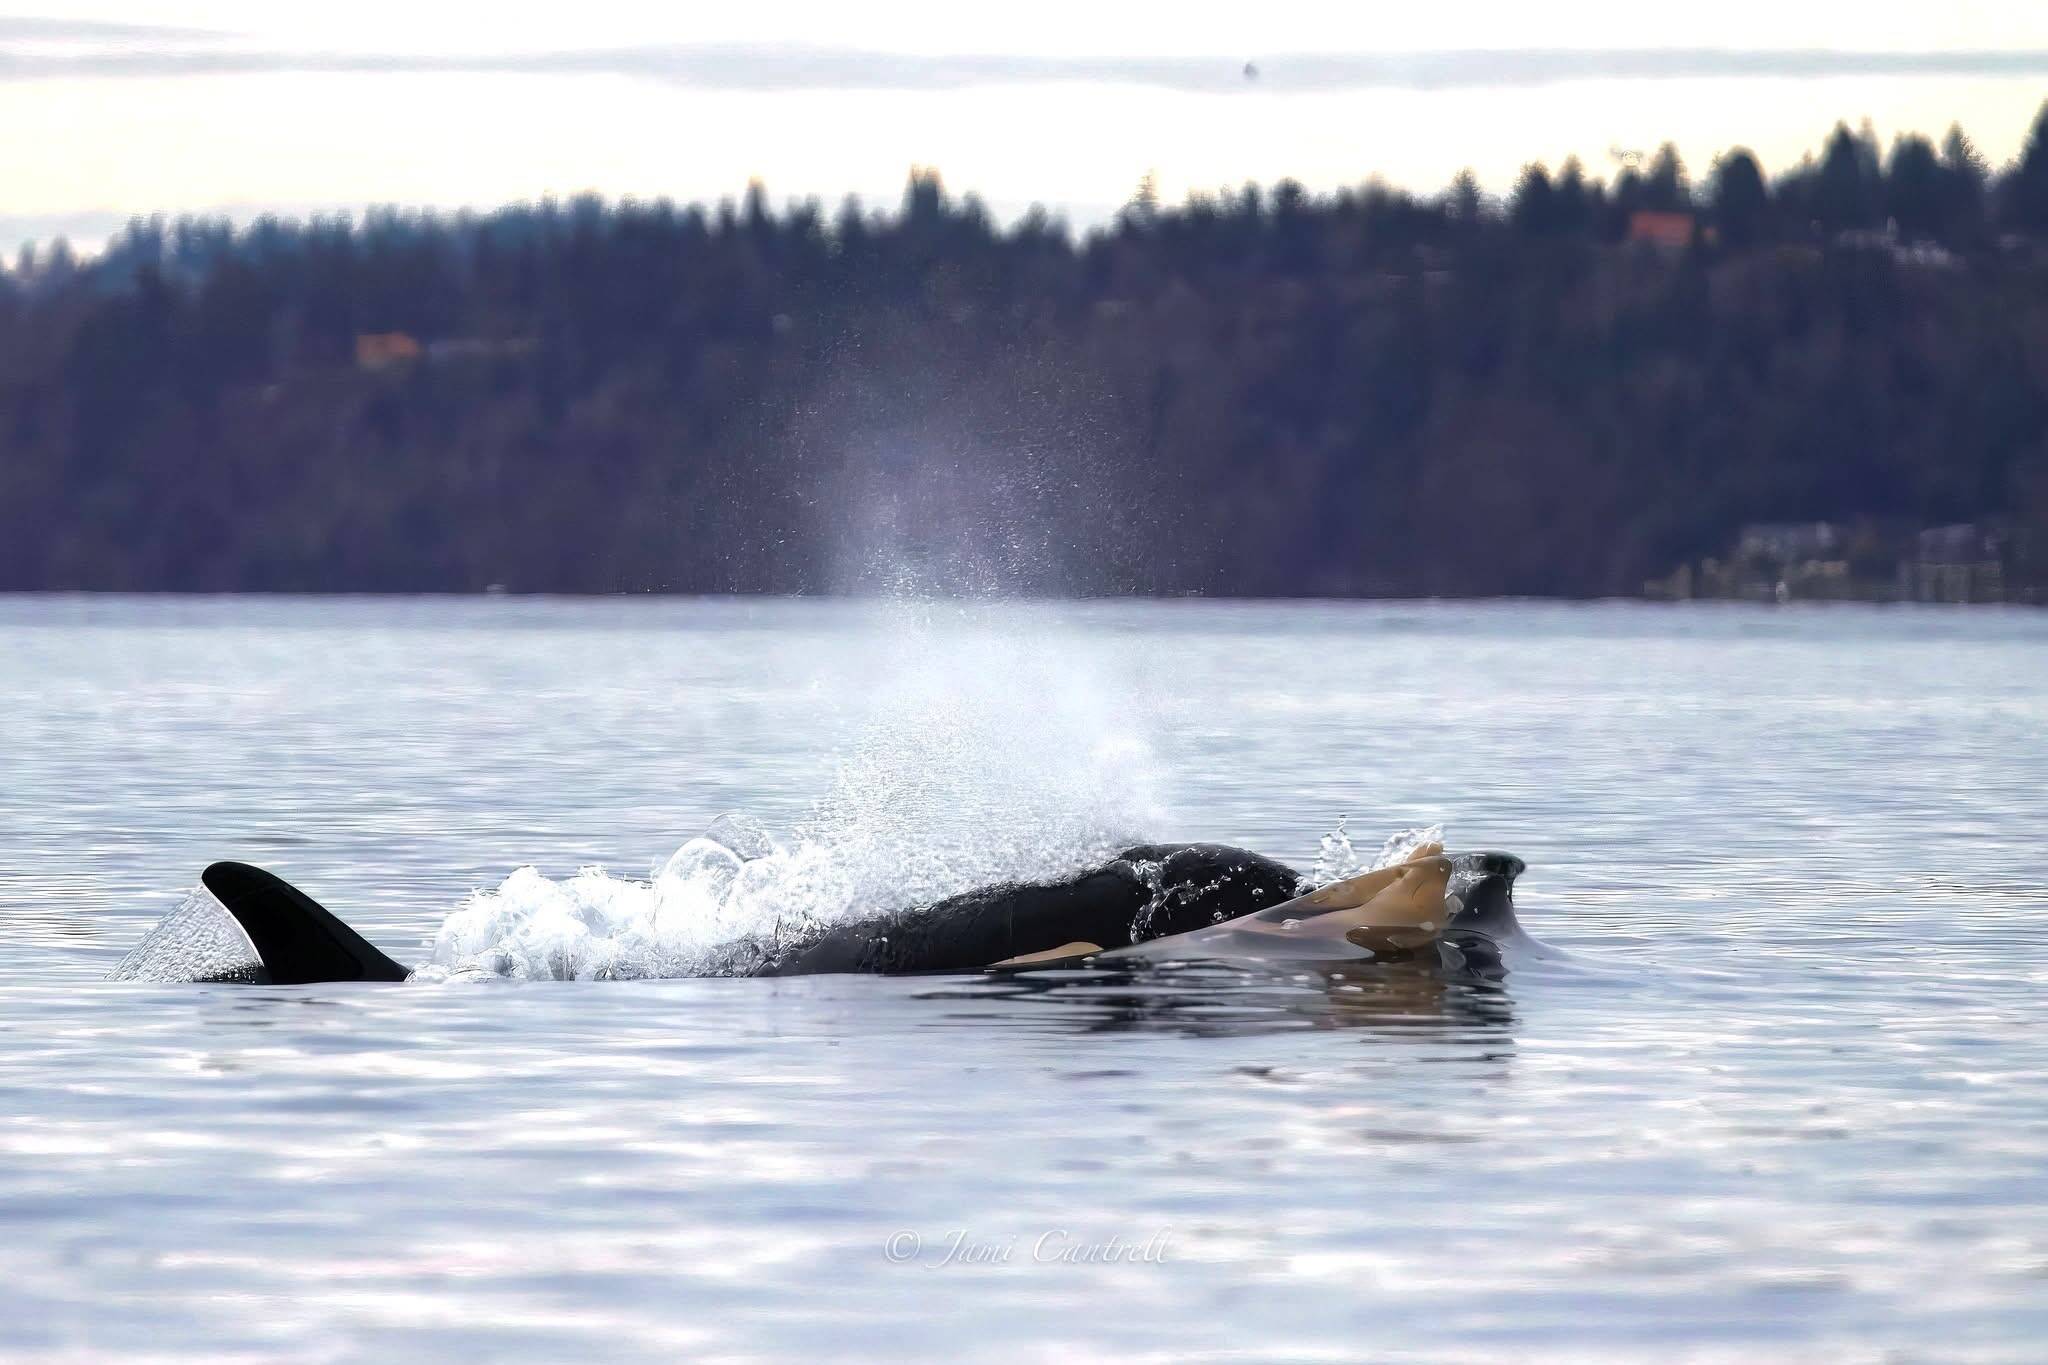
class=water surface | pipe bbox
[2,597,2045,1358]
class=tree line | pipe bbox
[3,104,2048,596]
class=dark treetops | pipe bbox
[4,106,2048,597]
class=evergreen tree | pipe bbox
[2006,100,2048,233]
[1710,149,1771,248]
[1886,134,1944,240]
[1645,143,1691,211]
[1815,122,1882,233]
[1445,169,1485,229]
[1554,157,1595,236]
[1939,124,1991,243]
[1510,163,1558,238]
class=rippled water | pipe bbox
[3,596,2046,1359]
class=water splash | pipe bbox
[108,883,263,983]
[418,812,1447,982]
[417,603,1172,980]
[1308,818,1446,886]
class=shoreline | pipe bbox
[0,588,2039,607]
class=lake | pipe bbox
[2,595,2045,1359]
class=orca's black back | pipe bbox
[1115,843,1304,939]
[764,843,1303,975]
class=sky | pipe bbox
[5,2,2048,251]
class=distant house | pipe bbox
[1835,222,1963,270]
[1833,227,1897,253]
[1900,524,2003,603]
[423,336,539,364]
[1696,521,1859,602]
[1998,233,2044,264]
[1653,518,2023,605]
[1737,522,1839,565]
[355,332,421,370]
[1893,241,1962,270]
[1627,211,1695,250]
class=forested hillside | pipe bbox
[4,109,2048,596]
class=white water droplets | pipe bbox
[107,883,263,983]
[1309,818,1446,887]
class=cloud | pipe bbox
[0,16,219,43]
[1,41,2046,91]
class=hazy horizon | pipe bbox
[6,2,2048,254]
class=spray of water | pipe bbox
[416,601,1175,980]
[110,420,1440,983]
[1307,817,1447,886]
[107,883,265,983]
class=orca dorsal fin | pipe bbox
[200,861,410,984]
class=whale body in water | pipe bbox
[109,843,1529,985]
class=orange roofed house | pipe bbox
[355,332,422,370]
[1627,211,1696,249]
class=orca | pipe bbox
[110,844,1528,984]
